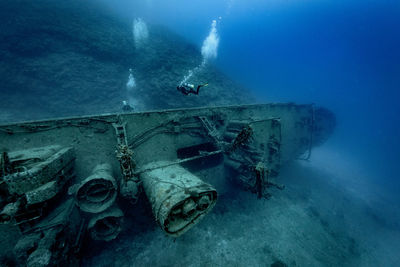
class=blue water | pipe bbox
[2,1,399,265]
[103,0,400,196]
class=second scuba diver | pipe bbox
[177,83,208,95]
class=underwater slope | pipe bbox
[0,0,253,123]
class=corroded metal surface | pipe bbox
[13,199,83,267]
[0,103,336,265]
[0,146,75,226]
[74,163,117,214]
[141,162,217,237]
[87,204,124,241]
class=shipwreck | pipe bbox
[0,103,335,266]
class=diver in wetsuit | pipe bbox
[177,83,208,95]
[122,100,134,112]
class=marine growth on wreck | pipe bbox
[0,103,335,265]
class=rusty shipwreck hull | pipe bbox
[0,103,335,265]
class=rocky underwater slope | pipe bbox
[0,0,253,123]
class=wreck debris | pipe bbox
[224,119,282,198]
[14,199,84,267]
[140,162,217,237]
[2,146,75,196]
[116,144,136,180]
[0,151,11,177]
[254,162,284,199]
[87,204,124,241]
[198,116,222,143]
[114,123,140,203]
[0,103,336,265]
[228,124,253,153]
[71,162,125,242]
[74,164,117,214]
[255,162,266,199]
[0,145,75,227]
[0,200,21,224]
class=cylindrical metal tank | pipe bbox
[0,201,21,224]
[75,164,117,213]
[141,162,217,237]
[87,205,124,242]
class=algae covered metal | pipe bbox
[0,103,335,266]
[141,162,217,237]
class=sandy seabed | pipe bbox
[82,146,400,267]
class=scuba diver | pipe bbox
[177,83,208,95]
[122,100,134,112]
